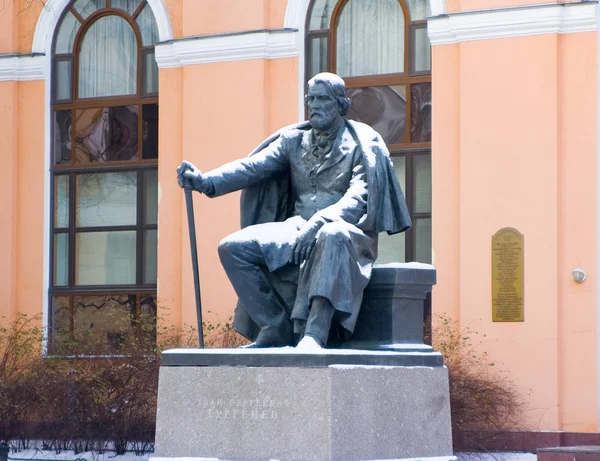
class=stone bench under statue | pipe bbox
[345,261,435,351]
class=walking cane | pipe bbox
[184,185,205,348]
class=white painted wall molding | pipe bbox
[0,54,45,82]
[32,0,173,55]
[155,29,299,68]
[428,2,599,46]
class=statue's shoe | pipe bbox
[238,321,294,349]
[238,342,270,349]
[295,335,324,351]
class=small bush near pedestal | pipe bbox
[0,312,246,454]
[432,314,526,451]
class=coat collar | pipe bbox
[300,123,358,174]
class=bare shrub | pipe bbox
[0,313,44,449]
[433,314,525,451]
[0,310,247,453]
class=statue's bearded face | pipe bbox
[306,82,342,132]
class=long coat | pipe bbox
[205,120,411,340]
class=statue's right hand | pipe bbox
[176,160,210,193]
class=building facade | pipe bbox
[0,0,598,434]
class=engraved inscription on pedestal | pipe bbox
[492,227,524,322]
[199,396,291,421]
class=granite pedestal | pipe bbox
[153,263,451,461]
[154,349,452,461]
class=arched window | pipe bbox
[50,0,159,354]
[306,0,432,264]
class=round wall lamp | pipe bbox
[572,268,587,283]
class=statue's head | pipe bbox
[305,72,351,131]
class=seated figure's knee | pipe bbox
[218,235,241,264]
[316,222,351,246]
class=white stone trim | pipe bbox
[154,29,299,69]
[428,2,599,46]
[284,0,311,122]
[32,0,173,56]
[0,54,45,81]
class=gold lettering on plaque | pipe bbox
[492,227,524,322]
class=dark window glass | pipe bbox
[75,106,139,163]
[347,86,407,144]
[53,110,72,164]
[142,104,159,158]
[411,82,431,143]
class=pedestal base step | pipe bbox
[150,457,457,461]
[155,349,452,461]
[537,445,600,461]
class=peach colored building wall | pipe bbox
[158,56,299,328]
[0,79,46,324]
[431,2,599,430]
[1,0,599,433]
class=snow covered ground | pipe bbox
[7,449,539,461]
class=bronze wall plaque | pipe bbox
[492,227,524,322]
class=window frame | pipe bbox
[49,0,159,354]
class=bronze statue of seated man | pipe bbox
[177,72,411,350]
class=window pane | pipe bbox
[76,231,137,285]
[412,26,431,73]
[51,296,71,348]
[415,218,432,264]
[375,156,406,264]
[55,11,80,54]
[136,3,159,45]
[140,294,157,348]
[143,50,158,95]
[414,154,431,213]
[54,175,69,227]
[376,232,406,264]
[391,155,407,193]
[54,233,69,286]
[53,110,72,164]
[308,37,328,79]
[347,86,406,144]
[336,0,405,77]
[75,105,138,163]
[73,295,136,352]
[53,59,72,102]
[144,229,157,284]
[73,0,105,19]
[144,169,158,224]
[142,104,159,159]
[76,172,137,227]
[407,0,431,21]
[411,83,432,143]
[111,0,141,14]
[78,15,138,98]
[309,0,336,30]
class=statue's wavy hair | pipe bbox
[306,72,352,117]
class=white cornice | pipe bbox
[0,54,45,82]
[428,2,599,46]
[155,29,299,68]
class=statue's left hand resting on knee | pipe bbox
[176,72,411,350]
